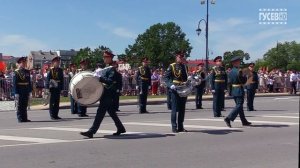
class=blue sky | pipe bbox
[0,0,299,62]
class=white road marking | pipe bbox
[124,122,241,130]
[30,127,141,134]
[260,115,299,119]
[274,98,292,100]
[0,135,69,143]
[186,118,299,125]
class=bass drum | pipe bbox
[69,71,104,105]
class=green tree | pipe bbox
[223,50,250,68]
[263,41,300,71]
[125,22,192,68]
[73,46,110,69]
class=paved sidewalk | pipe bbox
[0,93,297,112]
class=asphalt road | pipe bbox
[0,96,299,168]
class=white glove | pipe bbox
[194,76,199,80]
[170,85,176,90]
[187,76,193,80]
[148,86,151,90]
[29,92,32,98]
[224,90,227,93]
[136,86,139,90]
[211,90,215,93]
[15,94,19,99]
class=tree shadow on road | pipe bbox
[188,129,243,135]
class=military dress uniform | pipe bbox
[245,63,258,111]
[136,60,151,113]
[45,58,64,120]
[69,67,78,114]
[193,65,206,109]
[165,59,188,133]
[80,51,126,138]
[13,57,32,122]
[224,56,251,127]
[76,60,89,117]
[211,57,227,117]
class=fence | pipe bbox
[0,78,14,101]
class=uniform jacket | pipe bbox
[136,66,151,86]
[193,70,206,88]
[99,65,119,97]
[165,62,188,88]
[245,71,259,90]
[45,67,64,91]
[210,65,227,90]
[229,67,247,97]
[13,68,32,95]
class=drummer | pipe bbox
[80,50,126,138]
[77,59,89,117]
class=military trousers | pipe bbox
[138,83,149,112]
[49,89,61,118]
[89,97,125,134]
[195,86,204,109]
[170,90,187,130]
[227,96,248,123]
[212,89,224,117]
[16,93,29,121]
[246,89,256,111]
[70,96,78,114]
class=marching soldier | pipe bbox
[13,57,32,123]
[224,56,251,127]
[45,56,64,120]
[69,63,78,114]
[77,60,89,117]
[194,63,206,109]
[211,56,227,117]
[165,51,188,133]
[136,57,151,113]
[80,50,126,138]
[245,62,258,111]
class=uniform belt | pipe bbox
[232,84,243,87]
[141,77,149,80]
[17,82,29,85]
[214,80,225,83]
[173,80,186,85]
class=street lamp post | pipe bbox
[196,0,215,73]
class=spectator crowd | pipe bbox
[1,67,300,101]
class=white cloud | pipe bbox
[113,27,137,39]
[96,22,137,39]
[0,34,48,56]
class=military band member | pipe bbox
[165,51,188,133]
[136,57,151,113]
[13,57,32,123]
[245,62,258,111]
[194,63,206,109]
[45,56,64,120]
[77,60,89,117]
[224,56,251,127]
[69,63,78,114]
[211,56,227,117]
[80,50,126,138]
[113,61,122,112]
